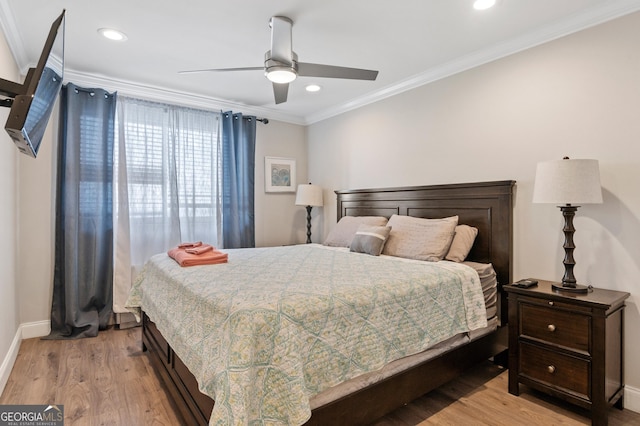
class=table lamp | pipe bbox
[295,183,323,243]
[532,157,603,293]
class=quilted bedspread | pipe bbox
[126,244,487,426]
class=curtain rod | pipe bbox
[223,111,269,124]
[71,86,113,98]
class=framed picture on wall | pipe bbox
[265,156,296,192]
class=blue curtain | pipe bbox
[46,84,116,339]
[221,112,256,248]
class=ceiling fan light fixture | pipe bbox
[179,16,378,104]
[266,68,297,84]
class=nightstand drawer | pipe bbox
[520,303,590,352]
[520,342,590,399]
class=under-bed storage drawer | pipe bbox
[143,313,170,363]
[173,354,215,421]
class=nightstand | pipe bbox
[505,280,629,426]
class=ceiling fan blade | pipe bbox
[270,16,293,63]
[178,67,263,74]
[273,82,289,104]
[298,63,379,80]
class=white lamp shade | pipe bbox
[295,184,323,207]
[533,158,603,204]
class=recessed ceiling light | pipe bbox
[98,28,128,41]
[473,0,496,10]
[305,84,321,92]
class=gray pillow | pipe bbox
[350,224,392,256]
[323,216,389,247]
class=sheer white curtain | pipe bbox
[113,97,222,315]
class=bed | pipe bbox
[132,180,515,425]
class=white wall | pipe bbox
[16,109,57,326]
[0,26,20,391]
[255,119,309,246]
[308,11,640,407]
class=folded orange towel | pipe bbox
[185,244,214,255]
[167,246,228,267]
[178,241,202,249]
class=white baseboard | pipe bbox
[20,320,51,340]
[0,328,21,397]
[626,384,640,413]
[0,320,50,396]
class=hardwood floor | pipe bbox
[373,362,640,426]
[0,327,182,425]
[1,327,639,425]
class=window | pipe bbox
[114,97,222,276]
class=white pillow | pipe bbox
[323,216,389,247]
[382,214,458,261]
[445,225,478,262]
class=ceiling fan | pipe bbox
[179,16,379,104]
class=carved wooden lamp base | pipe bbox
[552,204,589,294]
[305,205,313,244]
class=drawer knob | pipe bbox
[547,365,556,374]
[547,324,556,332]
[548,301,554,306]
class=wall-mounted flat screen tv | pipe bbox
[0,10,65,158]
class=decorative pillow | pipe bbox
[323,216,389,247]
[445,225,479,262]
[382,214,458,261]
[350,224,392,256]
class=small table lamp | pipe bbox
[532,157,603,293]
[295,183,323,243]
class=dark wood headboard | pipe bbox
[335,180,515,324]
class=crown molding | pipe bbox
[3,0,640,126]
[63,69,306,125]
[0,2,304,125]
[0,0,29,73]
[304,0,640,125]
